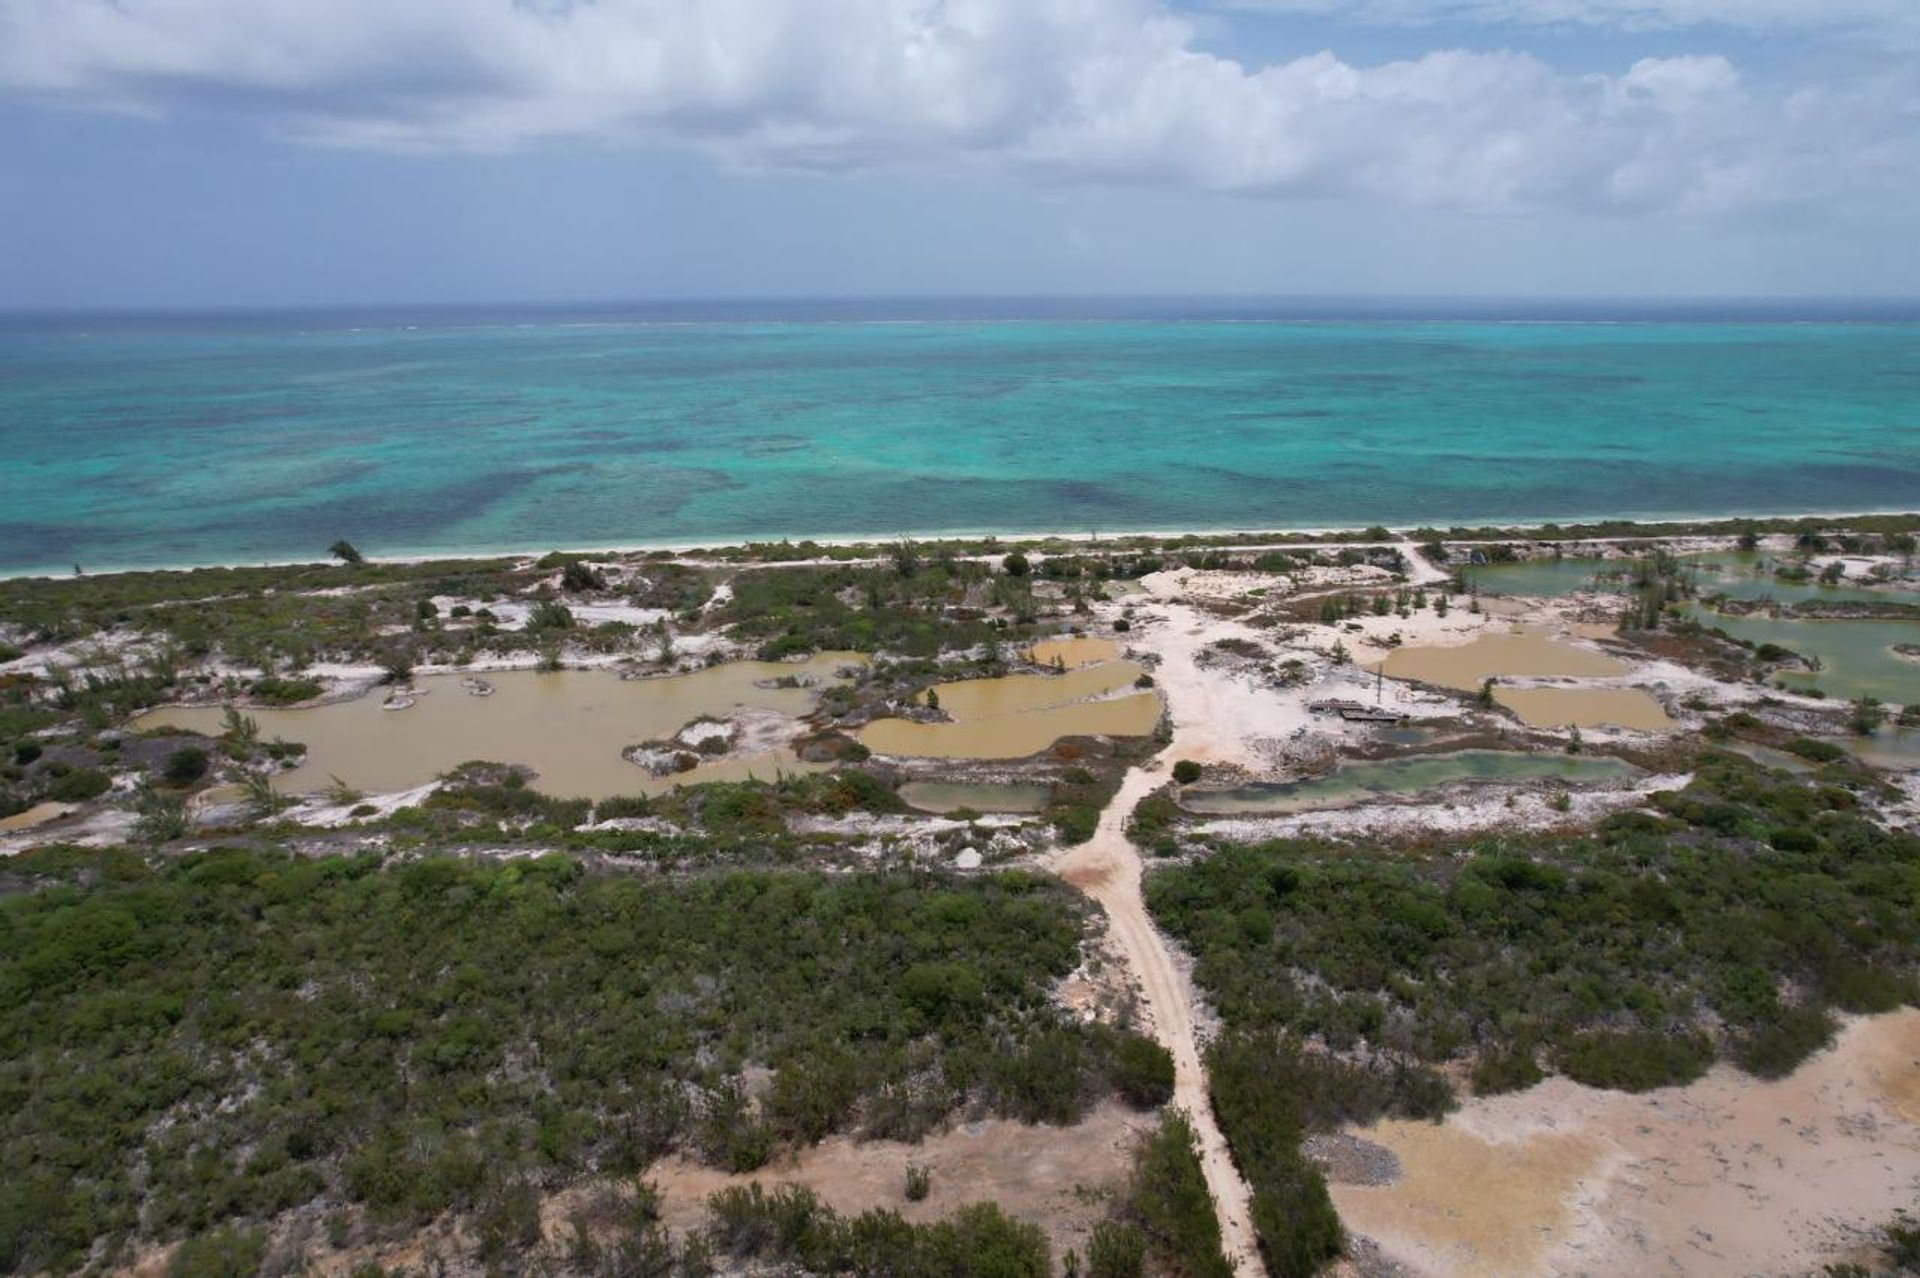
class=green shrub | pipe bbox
[1085,1220,1147,1278]
[46,768,111,803]
[1109,1032,1176,1109]
[1732,1005,1836,1079]
[162,746,210,786]
[250,675,324,704]
[1470,1047,1544,1096]
[1559,1030,1712,1092]
[1786,737,1845,763]
[165,1225,265,1278]
[1116,1111,1233,1278]
[1171,759,1202,785]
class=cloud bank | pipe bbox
[0,0,1913,216]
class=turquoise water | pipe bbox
[3,306,1917,575]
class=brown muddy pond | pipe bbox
[1374,630,1626,692]
[135,652,864,800]
[861,660,1160,759]
[1494,687,1674,731]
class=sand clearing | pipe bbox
[647,1102,1152,1260]
[0,801,75,832]
[1331,1010,1920,1277]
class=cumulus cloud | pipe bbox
[0,0,1913,216]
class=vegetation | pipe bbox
[1094,1111,1233,1278]
[1150,755,1919,1096]
[705,1183,1048,1275]
[0,848,1154,1273]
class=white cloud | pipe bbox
[0,0,1913,217]
[1217,0,1919,40]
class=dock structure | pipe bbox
[1307,697,1406,723]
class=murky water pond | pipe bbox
[135,652,864,800]
[933,661,1146,719]
[1493,687,1674,731]
[861,659,1159,759]
[1182,750,1642,816]
[861,693,1161,760]
[1374,631,1627,692]
[898,781,1052,814]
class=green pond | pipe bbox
[1465,558,1627,598]
[1180,750,1642,817]
[1466,551,1920,608]
[1682,605,1920,703]
[897,781,1052,815]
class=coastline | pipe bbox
[6,506,1918,583]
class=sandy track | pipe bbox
[1051,763,1267,1275]
[1050,584,1273,1274]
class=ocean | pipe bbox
[2,299,1916,575]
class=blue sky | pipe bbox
[0,0,1915,307]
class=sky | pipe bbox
[0,0,1915,308]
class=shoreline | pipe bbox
[6,506,1918,584]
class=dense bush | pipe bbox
[1149,757,1920,1089]
[1108,1111,1233,1278]
[0,849,1120,1273]
[1109,1033,1176,1108]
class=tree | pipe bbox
[163,746,210,786]
[1003,552,1030,577]
[328,539,364,565]
[1172,760,1202,785]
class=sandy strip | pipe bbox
[1331,1010,1920,1278]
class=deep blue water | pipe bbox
[1,299,1916,575]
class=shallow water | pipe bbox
[135,652,863,800]
[1684,606,1920,703]
[1683,552,1920,608]
[1374,631,1626,692]
[932,661,1145,719]
[1494,687,1674,731]
[1849,728,1920,770]
[1181,751,1641,816]
[6,311,1920,575]
[898,781,1052,814]
[1714,742,1817,774]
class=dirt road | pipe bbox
[1050,589,1270,1274]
